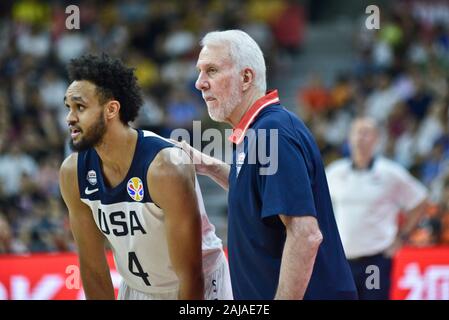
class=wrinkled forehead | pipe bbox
[65,80,98,103]
[196,44,234,69]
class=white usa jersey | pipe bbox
[77,129,224,294]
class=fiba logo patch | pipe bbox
[127,177,144,202]
[87,170,97,185]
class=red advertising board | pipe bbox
[0,251,120,300]
[391,247,449,300]
[1,247,449,299]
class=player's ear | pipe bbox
[242,68,254,92]
[105,100,121,120]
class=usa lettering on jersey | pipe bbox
[97,209,147,236]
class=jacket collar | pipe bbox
[228,90,280,145]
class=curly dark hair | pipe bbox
[67,54,143,125]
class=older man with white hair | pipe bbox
[181,30,357,300]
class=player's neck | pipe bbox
[227,89,264,127]
[95,125,138,175]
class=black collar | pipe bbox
[351,157,376,171]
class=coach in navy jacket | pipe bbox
[181,29,357,300]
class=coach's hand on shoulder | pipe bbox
[170,140,212,176]
[171,140,230,191]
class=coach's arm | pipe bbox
[275,215,323,299]
[175,140,230,191]
[148,148,204,299]
[59,153,115,299]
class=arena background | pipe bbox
[0,0,448,300]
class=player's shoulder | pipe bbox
[137,130,174,158]
[146,147,195,203]
[148,147,193,180]
[59,153,79,195]
[60,152,78,177]
[138,130,182,168]
[141,129,163,139]
[140,130,173,146]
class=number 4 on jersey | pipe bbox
[128,252,151,286]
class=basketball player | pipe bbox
[59,54,232,300]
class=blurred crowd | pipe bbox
[297,1,449,248]
[0,0,306,254]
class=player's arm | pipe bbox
[275,215,323,300]
[175,140,230,191]
[59,154,115,300]
[148,148,204,299]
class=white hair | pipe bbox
[200,30,267,94]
